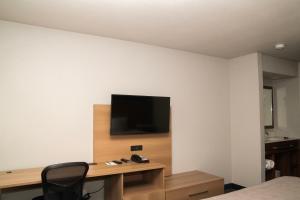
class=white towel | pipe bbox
[266,159,275,170]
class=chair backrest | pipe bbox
[41,162,89,200]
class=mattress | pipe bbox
[206,176,300,200]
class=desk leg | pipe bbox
[104,174,122,200]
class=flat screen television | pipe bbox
[110,94,170,135]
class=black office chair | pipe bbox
[33,162,89,200]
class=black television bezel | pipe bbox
[110,94,170,135]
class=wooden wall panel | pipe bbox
[93,105,172,176]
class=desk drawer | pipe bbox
[166,180,223,200]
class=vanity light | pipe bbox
[275,43,286,50]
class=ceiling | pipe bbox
[0,0,300,61]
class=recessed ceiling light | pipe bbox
[275,43,286,50]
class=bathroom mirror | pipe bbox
[263,86,274,128]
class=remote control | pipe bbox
[121,158,129,163]
[112,160,122,164]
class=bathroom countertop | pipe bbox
[264,137,300,144]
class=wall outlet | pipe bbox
[130,145,143,151]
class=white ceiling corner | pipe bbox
[0,0,299,61]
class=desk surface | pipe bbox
[0,162,165,189]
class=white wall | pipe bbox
[229,53,264,187]
[262,59,300,139]
[265,78,300,138]
[0,20,231,199]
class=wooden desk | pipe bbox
[0,162,165,200]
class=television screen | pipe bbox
[110,94,170,135]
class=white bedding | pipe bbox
[207,176,300,200]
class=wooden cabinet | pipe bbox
[265,139,299,181]
[123,168,165,200]
[123,189,165,200]
[165,171,224,200]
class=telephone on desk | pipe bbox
[131,154,150,163]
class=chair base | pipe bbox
[32,196,44,200]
